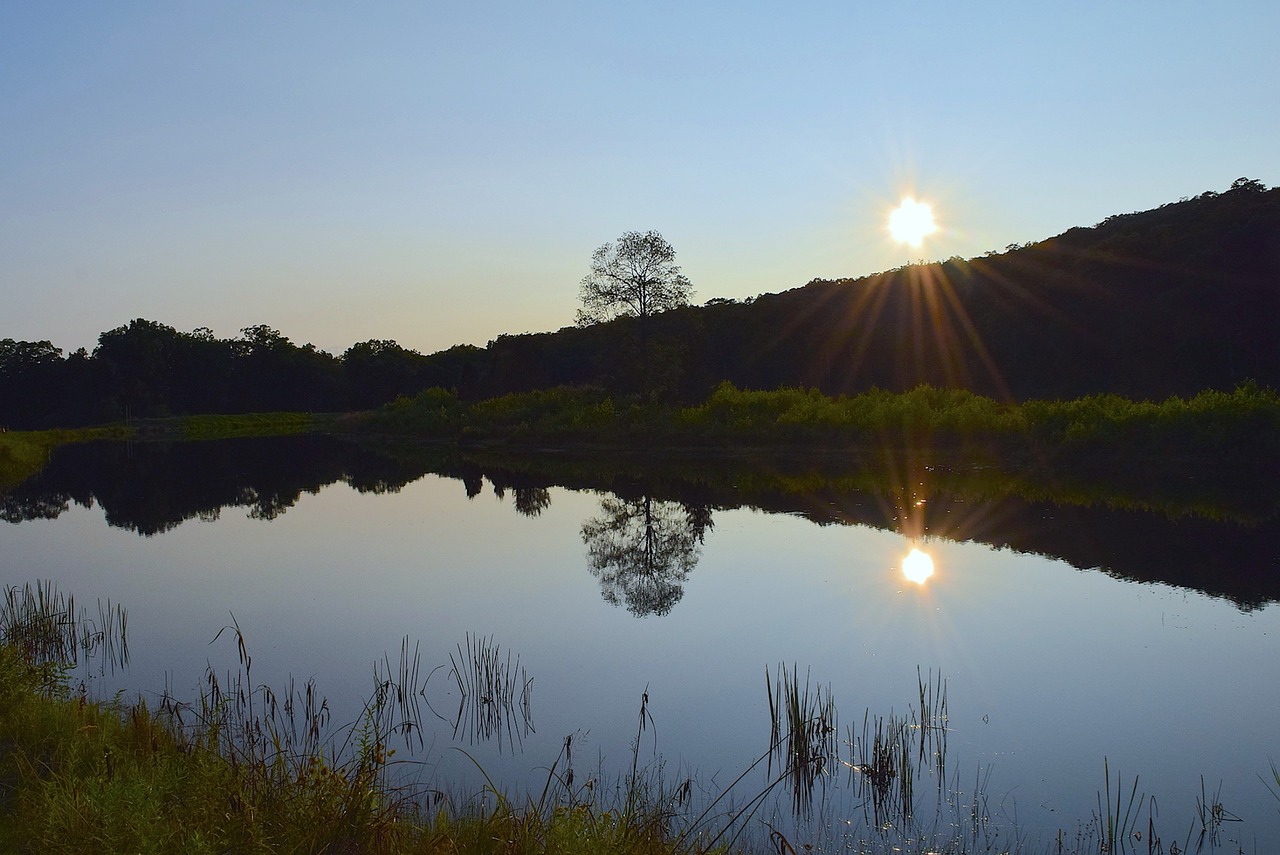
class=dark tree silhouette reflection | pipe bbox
[581,496,713,617]
[513,487,551,518]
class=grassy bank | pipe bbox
[0,581,730,855]
[0,414,329,491]
[2,630,1270,854]
[177,411,337,440]
[0,640,726,855]
[3,581,1275,853]
[363,381,1280,456]
[0,426,131,491]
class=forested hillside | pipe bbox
[2,178,1275,429]
[468,177,1278,402]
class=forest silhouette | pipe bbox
[1,178,1276,430]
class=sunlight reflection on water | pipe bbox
[901,546,935,584]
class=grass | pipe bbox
[0,591,739,855]
[438,632,534,752]
[359,381,1280,463]
[765,665,837,819]
[178,411,334,440]
[0,425,130,491]
[0,413,327,492]
[0,581,128,677]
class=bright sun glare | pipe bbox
[901,547,935,585]
[888,198,937,248]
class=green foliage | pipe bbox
[1020,382,1280,454]
[368,386,620,443]
[358,381,1279,472]
[679,382,1025,445]
[466,387,616,439]
[365,386,465,436]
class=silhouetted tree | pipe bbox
[576,230,694,326]
[576,230,695,398]
[342,339,430,409]
[234,325,342,412]
[0,180,1274,429]
[0,339,67,428]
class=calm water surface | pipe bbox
[3,437,1278,849]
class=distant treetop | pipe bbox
[576,230,694,326]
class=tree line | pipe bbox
[0,321,485,430]
[2,178,1275,430]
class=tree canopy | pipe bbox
[576,230,694,326]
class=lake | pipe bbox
[3,435,1278,851]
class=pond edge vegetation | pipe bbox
[357,381,1279,459]
[5,383,1277,522]
[3,580,1277,854]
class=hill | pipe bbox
[461,177,1278,402]
[1,178,1276,429]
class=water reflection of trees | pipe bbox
[0,437,433,536]
[513,487,551,517]
[6,438,1277,611]
[581,496,713,617]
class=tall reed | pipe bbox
[765,664,838,819]
[0,580,128,677]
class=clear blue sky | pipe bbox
[3,2,1277,356]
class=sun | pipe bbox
[888,198,937,248]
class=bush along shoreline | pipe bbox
[358,381,1280,462]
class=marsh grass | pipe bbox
[0,581,128,677]
[1092,758,1145,853]
[1262,758,1280,808]
[765,665,837,819]
[1191,777,1241,851]
[0,610,741,854]
[440,632,534,752]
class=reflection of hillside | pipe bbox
[452,451,1280,613]
[782,490,1278,612]
[6,439,1275,611]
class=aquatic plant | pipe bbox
[438,631,534,751]
[0,580,128,677]
[765,664,838,819]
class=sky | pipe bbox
[3,1,1277,357]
